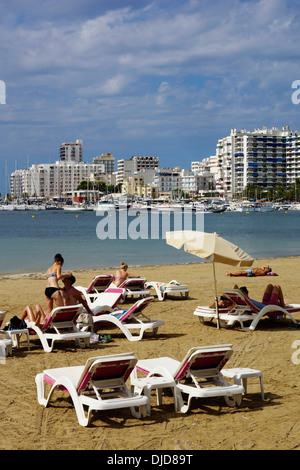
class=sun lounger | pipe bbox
[118,277,150,300]
[77,287,125,313]
[0,311,13,357]
[131,345,245,413]
[77,288,126,333]
[194,288,300,331]
[35,352,149,426]
[194,303,254,330]
[26,305,91,352]
[75,274,115,302]
[145,280,189,301]
[93,296,164,341]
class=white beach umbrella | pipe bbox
[165,231,254,328]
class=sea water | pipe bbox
[0,209,299,274]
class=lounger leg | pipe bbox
[241,376,264,400]
[35,373,48,406]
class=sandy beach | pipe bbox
[1,256,300,451]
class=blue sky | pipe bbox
[0,0,300,195]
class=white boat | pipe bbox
[14,204,27,210]
[288,203,300,210]
[150,203,184,211]
[2,204,15,211]
[63,204,86,211]
[93,201,116,211]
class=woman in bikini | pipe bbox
[20,254,73,327]
[113,261,137,287]
[45,253,72,312]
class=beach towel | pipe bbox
[234,272,278,277]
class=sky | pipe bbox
[0,0,300,195]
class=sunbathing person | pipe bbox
[226,265,272,277]
[113,261,138,287]
[235,284,286,309]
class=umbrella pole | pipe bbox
[212,261,220,329]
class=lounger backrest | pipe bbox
[77,353,137,391]
[224,290,259,312]
[118,296,153,321]
[121,278,147,290]
[91,288,125,309]
[43,305,83,330]
[86,275,115,293]
[174,346,233,381]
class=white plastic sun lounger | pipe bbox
[75,274,115,302]
[194,289,300,331]
[35,353,148,426]
[145,280,189,301]
[118,278,150,300]
[77,288,126,333]
[131,345,245,413]
[94,296,164,341]
[26,304,91,352]
[0,311,13,357]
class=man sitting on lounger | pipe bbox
[226,265,272,277]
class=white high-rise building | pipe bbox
[10,161,105,198]
[215,126,294,196]
[9,139,107,198]
[286,131,300,184]
[59,139,83,163]
[117,156,159,185]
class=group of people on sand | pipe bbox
[218,264,286,310]
[19,255,284,327]
[20,255,137,328]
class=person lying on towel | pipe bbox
[226,265,272,277]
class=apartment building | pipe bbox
[10,161,106,198]
[286,132,300,185]
[215,126,293,196]
[181,169,214,196]
[116,156,159,185]
[121,175,158,199]
[59,139,83,163]
[10,139,107,198]
[92,153,115,174]
[153,168,181,197]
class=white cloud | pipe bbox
[0,0,300,193]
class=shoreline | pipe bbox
[1,254,300,280]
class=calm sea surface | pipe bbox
[0,209,299,274]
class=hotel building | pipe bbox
[215,126,294,197]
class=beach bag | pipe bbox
[5,316,27,330]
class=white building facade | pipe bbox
[215,126,294,197]
[117,156,159,185]
[10,161,106,198]
[59,139,83,163]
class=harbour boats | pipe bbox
[93,201,116,211]
[14,204,27,210]
[231,201,276,212]
[150,202,184,211]
[1,204,15,211]
[63,204,86,211]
